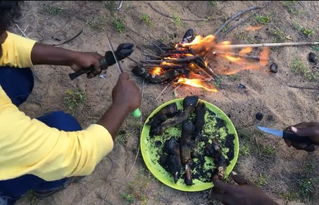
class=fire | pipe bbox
[239,47,252,55]
[150,67,163,76]
[177,78,218,92]
[245,25,263,31]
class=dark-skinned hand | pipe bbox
[284,122,319,152]
[211,174,278,205]
[112,72,141,112]
[70,43,134,79]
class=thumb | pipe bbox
[212,176,234,192]
[231,173,252,185]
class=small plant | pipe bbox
[112,18,126,33]
[254,174,268,187]
[173,15,183,27]
[291,58,319,81]
[293,23,315,37]
[254,14,271,25]
[87,16,107,31]
[208,0,217,6]
[282,1,298,14]
[270,27,291,42]
[139,14,152,26]
[120,192,135,204]
[312,45,319,52]
[279,191,299,202]
[297,178,315,201]
[41,4,64,16]
[240,142,251,156]
[260,144,276,156]
[64,89,86,111]
[116,130,127,145]
[104,1,117,13]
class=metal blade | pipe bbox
[106,35,123,73]
[256,126,284,138]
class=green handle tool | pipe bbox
[106,35,142,118]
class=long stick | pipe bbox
[288,85,319,90]
[214,6,261,37]
[223,41,319,49]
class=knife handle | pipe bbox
[283,131,314,144]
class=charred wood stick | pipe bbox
[214,6,262,37]
[141,64,185,70]
[141,56,199,64]
[287,85,319,90]
[213,51,266,61]
[180,121,194,186]
[222,41,319,49]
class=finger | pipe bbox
[212,176,235,192]
[231,174,252,185]
[284,138,292,147]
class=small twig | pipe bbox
[127,56,140,65]
[117,1,123,10]
[147,2,219,22]
[221,14,253,37]
[222,41,319,49]
[214,6,261,37]
[155,84,171,101]
[51,29,83,46]
[15,24,28,37]
[287,85,319,90]
[126,80,144,178]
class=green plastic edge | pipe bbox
[140,98,239,192]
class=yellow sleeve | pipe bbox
[0,31,36,68]
[0,86,114,181]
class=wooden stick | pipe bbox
[213,51,266,61]
[141,56,198,64]
[288,85,319,90]
[214,6,261,37]
[223,41,319,49]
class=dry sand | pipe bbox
[11,1,319,205]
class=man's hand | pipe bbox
[284,122,319,152]
[211,175,278,205]
[112,72,141,113]
[98,72,141,138]
[70,52,103,78]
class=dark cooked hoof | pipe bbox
[183,96,199,108]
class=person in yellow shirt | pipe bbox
[0,1,141,205]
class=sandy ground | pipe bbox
[10,1,319,205]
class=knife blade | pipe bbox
[256,126,313,144]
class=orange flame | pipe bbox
[177,78,218,92]
[259,47,270,66]
[239,47,252,55]
[245,25,263,31]
[150,67,163,76]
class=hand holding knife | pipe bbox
[257,126,316,152]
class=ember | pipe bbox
[133,29,270,92]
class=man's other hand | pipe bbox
[284,122,319,152]
[70,52,103,78]
[112,72,141,113]
[211,174,278,205]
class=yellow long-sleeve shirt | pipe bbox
[0,32,114,181]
